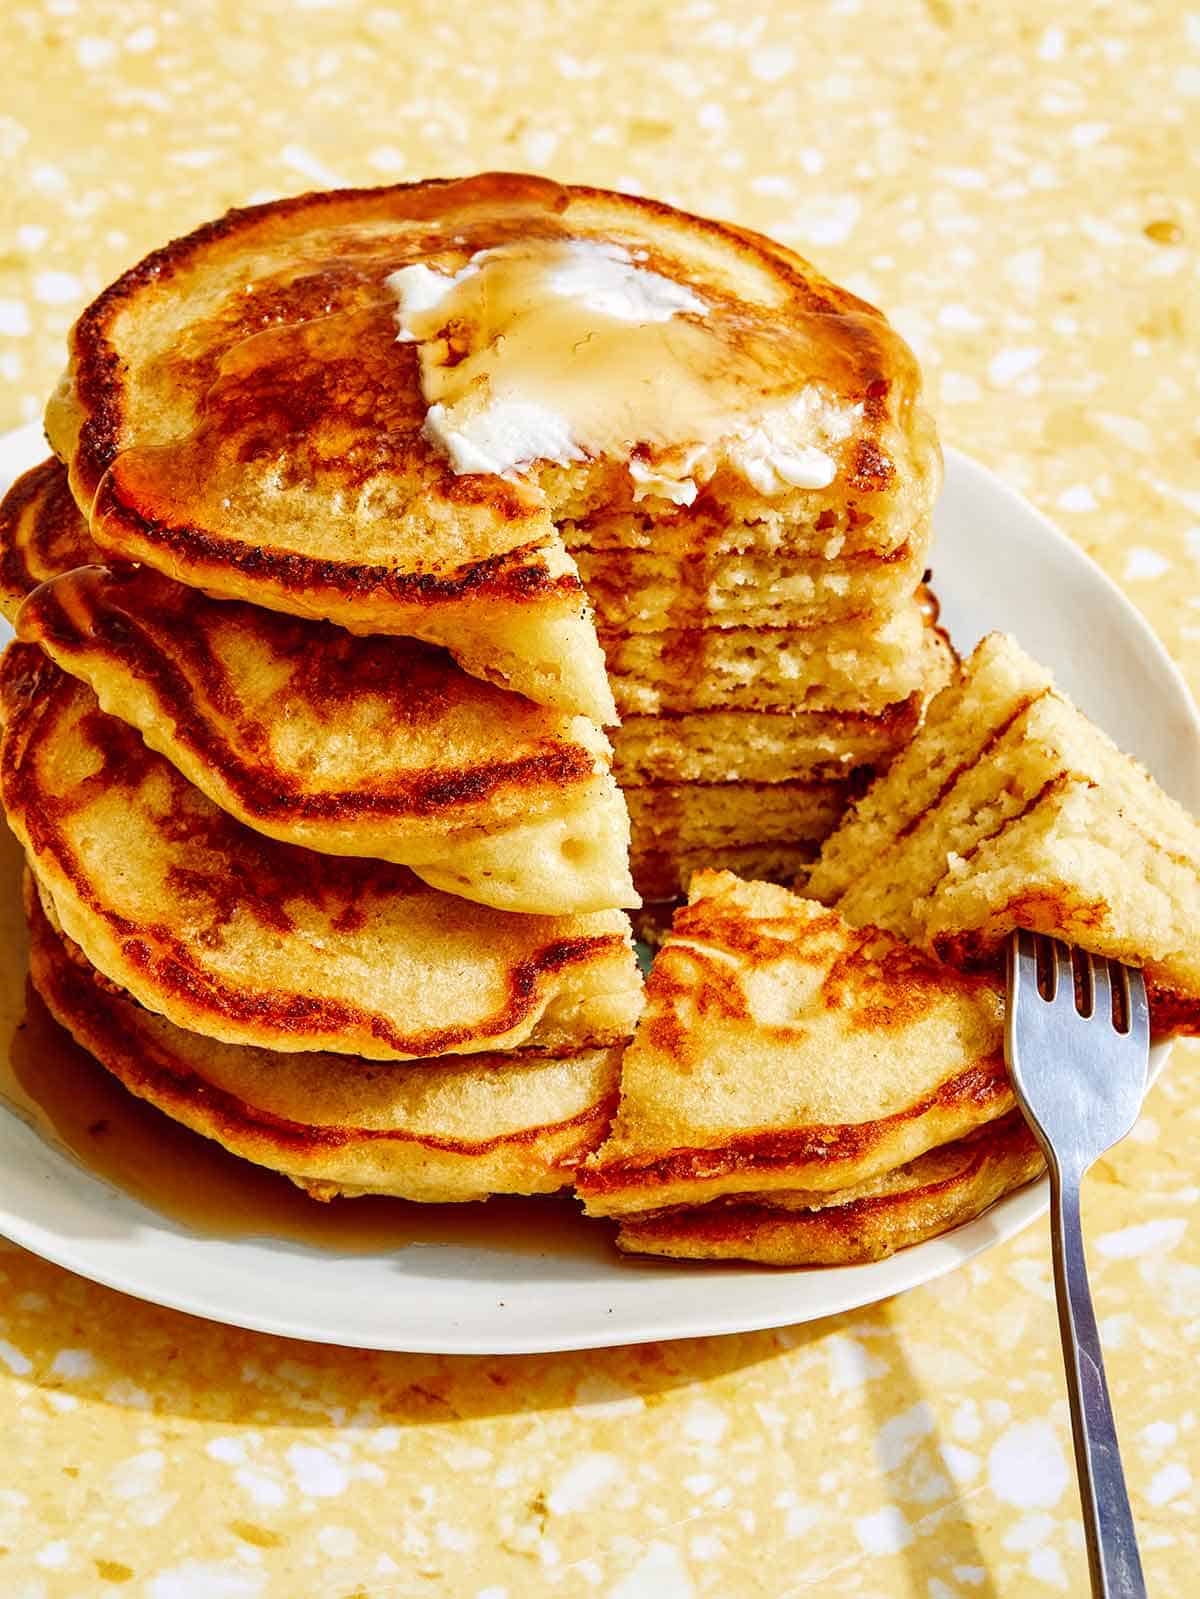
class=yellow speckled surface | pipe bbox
[1,2,1198,1593]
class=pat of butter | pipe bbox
[388,240,703,347]
[722,389,861,495]
[386,238,859,498]
[424,397,583,478]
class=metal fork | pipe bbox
[1006,930,1151,1599]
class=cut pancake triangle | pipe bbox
[805,631,1200,1033]
[1,644,643,1061]
[2,459,637,915]
[25,874,623,1204]
[577,870,1016,1220]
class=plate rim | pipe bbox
[0,421,1193,1354]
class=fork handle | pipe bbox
[1049,1165,1147,1598]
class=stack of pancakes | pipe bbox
[0,173,953,1217]
[0,546,644,1202]
[553,223,950,898]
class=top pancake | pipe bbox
[4,460,636,915]
[0,643,642,1060]
[578,870,1012,1216]
[47,173,936,719]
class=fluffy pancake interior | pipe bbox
[575,537,928,632]
[578,870,1012,1216]
[613,705,924,786]
[603,601,951,718]
[806,632,1200,1020]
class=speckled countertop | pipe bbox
[1,2,1198,1594]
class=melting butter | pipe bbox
[385,239,860,499]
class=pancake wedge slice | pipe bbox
[806,632,1200,1033]
[1,646,642,1060]
[577,871,1012,1218]
[11,479,635,914]
[26,878,621,1204]
[614,1114,1043,1265]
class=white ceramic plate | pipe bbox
[0,420,1196,1354]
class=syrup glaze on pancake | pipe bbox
[578,871,1013,1217]
[0,458,103,620]
[25,877,622,1204]
[614,1113,1043,1265]
[47,173,934,717]
[0,645,642,1059]
[8,462,636,914]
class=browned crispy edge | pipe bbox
[0,459,98,615]
[577,1056,1012,1203]
[616,1114,1044,1264]
[18,567,599,827]
[89,490,588,617]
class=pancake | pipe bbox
[0,457,104,620]
[603,603,953,717]
[1,644,642,1059]
[626,780,850,901]
[613,1114,1043,1265]
[806,632,1200,1032]
[575,536,928,632]
[560,499,915,562]
[26,877,621,1203]
[8,465,636,914]
[47,173,937,719]
[613,706,918,785]
[577,871,1012,1217]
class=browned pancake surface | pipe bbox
[579,872,1013,1216]
[1,644,642,1059]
